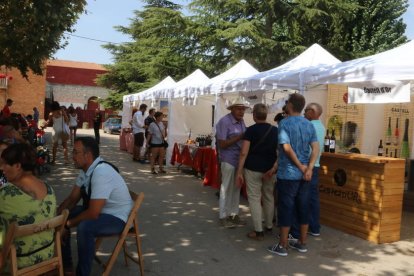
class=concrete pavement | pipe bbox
[41,129,414,276]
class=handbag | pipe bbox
[60,112,70,141]
[155,123,168,148]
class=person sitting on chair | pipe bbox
[0,143,57,271]
[58,137,133,276]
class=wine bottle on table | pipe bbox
[401,118,410,158]
[329,129,336,153]
[394,148,398,158]
[324,129,330,152]
[385,117,392,145]
[377,140,383,156]
[394,118,400,146]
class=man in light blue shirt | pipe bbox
[304,102,325,236]
[58,137,133,275]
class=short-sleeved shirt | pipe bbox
[0,183,56,269]
[144,116,155,136]
[243,123,278,173]
[311,120,325,168]
[76,157,133,222]
[148,121,165,144]
[132,111,145,134]
[215,113,246,167]
[277,116,317,180]
[1,105,11,118]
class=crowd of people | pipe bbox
[216,93,325,257]
[0,93,325,275]
[130,104,168,174]
[0,99,133,275]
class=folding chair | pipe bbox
[0,209,69,276]
[95,191,145,276]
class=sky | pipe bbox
[54,0,414,65]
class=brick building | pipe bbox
[0,66,46,119]
[46,60,109,110]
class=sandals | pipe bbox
[151,169,157,174]
[247,231,264,241]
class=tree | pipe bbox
[98,0,204,109]
[347,0,408,58]
[0,0,86,77]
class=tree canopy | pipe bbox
[0,0,86,77]
[100,0,408,109]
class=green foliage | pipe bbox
[101,0,409,109]
[348,0,408,58]
[0,0,86,78]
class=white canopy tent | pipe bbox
[304,40,414,85]
[214,44,341,125]
[121,76,176,128]
[218,43,340,94]
[168,60,260,147]
[302,40,414,156]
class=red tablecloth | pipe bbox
[125,133,134,154]
[120,129,128,151]
[171,143,220,189]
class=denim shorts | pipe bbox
[277,178,310,227]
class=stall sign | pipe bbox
[348,80,410,104]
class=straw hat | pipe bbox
[227,97,250,110]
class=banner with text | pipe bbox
[348,81,410,104]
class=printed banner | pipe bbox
[348,81,410,104]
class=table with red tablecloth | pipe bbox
[170,143,220,189]
[120,129,134,154]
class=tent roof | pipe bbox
[135,76,176,101]
[123,76,176,102]
[157,69,210,99]
[304,40,414,85]
[220,43,340,93]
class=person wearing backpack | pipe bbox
[57,137,133,276]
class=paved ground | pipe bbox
[41,129,414,276]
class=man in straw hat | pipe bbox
[215,97,249,228]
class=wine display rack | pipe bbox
[325,84,365,152]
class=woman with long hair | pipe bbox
[146,111,167,174]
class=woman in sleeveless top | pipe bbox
[0,143,56,271]
[46,101,69,164]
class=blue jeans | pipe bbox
[308,167,320,233]
[62,206,125,276]
[290,167,319,238]
[277,178,310,228]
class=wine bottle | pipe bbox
[329,129,336,153]
[394,118,400,146]
[385,117,392,145]
[385,148,389,157]
[394,148,398,158]
[401,118,410,158]
[377,140,383,156]
[324,129,330,152]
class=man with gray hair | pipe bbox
[215,97,249,228]
[303,102,325,236]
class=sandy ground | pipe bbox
[40,128,414,276]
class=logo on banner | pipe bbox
[347,80,410,104]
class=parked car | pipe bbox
[103,117,121,134]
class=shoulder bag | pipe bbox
[155,122,168,148]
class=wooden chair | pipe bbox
[94,191,144,276]
[0,209,69,276]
